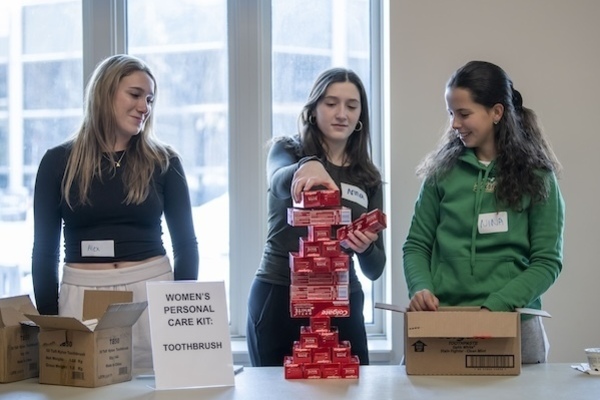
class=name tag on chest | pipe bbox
[341,183,368,208]
[478,211,508,234]
[81,240,115,257]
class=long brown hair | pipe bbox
[296,67,381,188]
[417,61,561,209]
[62,54,175,208]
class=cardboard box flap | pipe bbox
[23,314,94,332]
[95,301,148,330]
[516,308,551,318]
[406,311,518,338]
[83,290,134,321]
[0,295,38,327]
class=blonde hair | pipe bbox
[62,54,174,208]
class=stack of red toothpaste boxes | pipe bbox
[284,189,386,379]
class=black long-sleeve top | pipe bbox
[255,138,386,293]
[32,143,199,315]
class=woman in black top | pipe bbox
[247,68,385,366]
[32,54,199,369]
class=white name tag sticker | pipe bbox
[81,240,115,257]
[478,211,508,234]
[341,183,368,208]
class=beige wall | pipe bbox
[387,0,600,362]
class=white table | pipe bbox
[0,364,597,400]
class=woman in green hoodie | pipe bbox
[403,61,565,363]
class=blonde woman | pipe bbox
[32,54,199,369]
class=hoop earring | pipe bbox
[308,115,316,125]
[354,120,363,132]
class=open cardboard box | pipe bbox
[25,290,147,387]
[0,295,39,383]
[375,302,550,376]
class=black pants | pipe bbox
[246,279,369,366]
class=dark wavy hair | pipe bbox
[277,67,381,188]
[417,61,561,209]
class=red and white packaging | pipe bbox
[332,341,352,363]
[341,356,360,378]
[287,207,352,227]
[330,254,350,271]
[290,254,331,273]
[290,270,348,286]
[336,209,387,247]
[289,252,313,272]
[319,327,339,348]
[308,225,331,241]
[300,326,321,348]
[303,363,322,379]
[293,190,341,209]
[284,356,304,379]
[290,300,350,318]
[312,347,332,364]
[310,316,331,332]
[292,342,312,364]
[298,237,321,257]
[320,240,341,257]
[321,363,342,379]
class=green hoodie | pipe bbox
[403,149,565,312]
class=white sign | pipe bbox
[147,280,234,390]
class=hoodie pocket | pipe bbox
[432,258,518,306]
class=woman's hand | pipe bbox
[408,289,439,311]
[291,160,338,202]
[340,221,379,254]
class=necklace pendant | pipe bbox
[115,161,121,168]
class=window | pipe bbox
[0,0,386,357]
[127,0,230,307]
[271,0,381,327]
[0,0,82,298]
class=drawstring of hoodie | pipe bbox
[470,164,493,273]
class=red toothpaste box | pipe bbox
[293,190,341,209]
[290,253,332,273]
[303,363,322,379]
[289,253,313,272]
[341,356,360,378]
[293,342,312,364]
[308,225,332,241]
[298,237,322,257]
[291,271,349,286]
[322,363,342,378]
[330,254,350,271]
[310,317,331,332]
[287,207,352,227]
[312,347,332,363]
[332,341,352,363]
[300,326,321,348]
[337,209,387,247]
[319,328,339,348]
[284,356,304,379]
[290,300,350,318]
[320,240,341,257]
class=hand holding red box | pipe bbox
[336,209,387,248]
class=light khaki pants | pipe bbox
[59,256,173,370]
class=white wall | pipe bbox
[387,0,600,362]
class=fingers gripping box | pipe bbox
[0,295,39,383]
[25,290,147,388]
